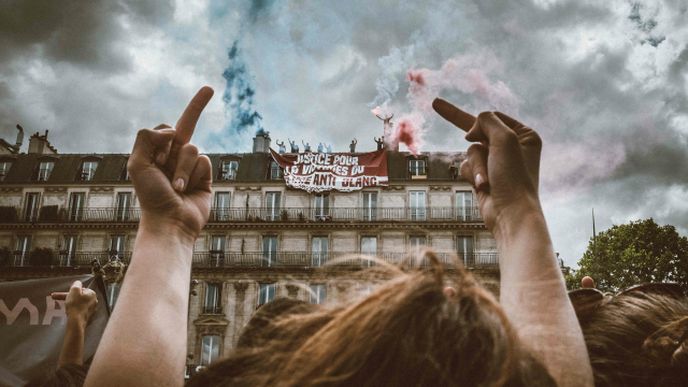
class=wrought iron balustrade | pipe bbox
[191,251,498,268]
[0,206,141,223]
[208,206,482,223]
[6,251,132,267]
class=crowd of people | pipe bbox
[26,87,688,386]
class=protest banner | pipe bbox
[270,148,389,193]
[0,274,109,387]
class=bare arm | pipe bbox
[433,98,593,387]
[85,87,214,387]
[51,280,98,367]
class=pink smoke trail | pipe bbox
[380,50,521,155]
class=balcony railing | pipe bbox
[0,206,482,223]
[0,206,141,223]
[209,206,482,222]
[2,250,497,268]
[191,251,498,268]
[201,305,223,315]
[6,251,131,267]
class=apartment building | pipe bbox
[0,128,498,371]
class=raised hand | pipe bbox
[432,98,543,236]
[127,87,214,241]
[51,280,98,323]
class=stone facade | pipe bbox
[0,132,499,370]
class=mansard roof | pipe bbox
[1,150,464,185]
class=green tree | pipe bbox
[572,218,688,292]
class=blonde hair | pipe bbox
[188,252,554,387]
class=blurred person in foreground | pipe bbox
[83,87,592,386]
[26,281,98,387]
[571,281,688,386]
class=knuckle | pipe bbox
[459,160,472,179]
[528,130,543,149]
[183,144,199,157]
[476,111,494,123]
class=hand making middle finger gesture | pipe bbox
[432,98,543,234]
[127,87,215,240]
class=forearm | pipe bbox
[58,316,86,367]
[85,218,194,387]
[496,210,593,387]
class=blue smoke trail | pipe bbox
[222,40,263,135]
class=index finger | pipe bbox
[432,98,475,132]
[175,86,214,145]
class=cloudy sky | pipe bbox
[1,0,687,267]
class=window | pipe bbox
[269,161,282,180]
[115,192,132,221]
[107,283,120,310]
[203,283,221,314]
[360,236,377,256]
[68,192,85,222]
[409,191,426,220]
[258,283,276,306]
[457,236,474,266]
[79,160,99,181]
[362,192,377,221]
[409,235,427,255]
[200,335,221,366]
[310,284,327,304]
[23,192,41,222]
[210,235,225,267]
[61,235,77,266]
[219,160,239,181]
[15,235,31,266]
[311,236,329,266]
[36,161,54,181]
[213,192,231,221]
[110,234,126,258]
[262,235,278,267]
[313,194,330,220]
[265,191,281,221]
[408,158,427,178]
[0,161,11,181]
[121,161,130,181]
[456,190,475,221]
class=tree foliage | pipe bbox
[571,219,688,292]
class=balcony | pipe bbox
[2,250,497,269]
[5,251,131,268]
[0,206,141,223]
[201,305,223,315]
[0,205,483,224]
[191,251,498,269]
[208,206,483,223]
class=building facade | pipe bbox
[0,129,499,370]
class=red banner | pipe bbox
[270,149,388,193]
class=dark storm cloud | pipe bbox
[0,0,175,150]
[0,0,173,71]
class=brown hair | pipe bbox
[188,253,555,387]
[577,285,688,387]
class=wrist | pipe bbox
[139,213,199,246]
[66,314,88,330]
[492,199,548,247]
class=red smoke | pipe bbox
[395,118,420,156]
[407,70,425,86]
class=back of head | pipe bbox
[188,254,555,387]
[579,286,688,387]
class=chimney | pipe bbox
[15,124,24,150]
[252,129,271,153]
[28,130,58,155]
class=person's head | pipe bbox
[26,364,88,387]
[576,284,688,387]
[188,253,554,387]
